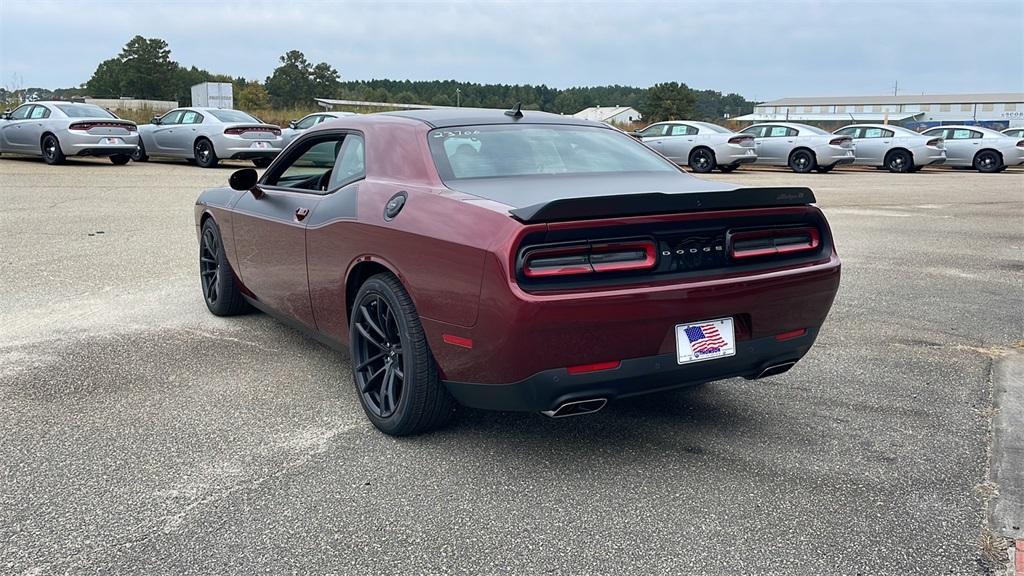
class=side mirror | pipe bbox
[628,132,644,139]
[0,112,10,121]
[150,116,161,125]
[229,168,263,198]
[288,120,297,129]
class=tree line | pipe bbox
[11,36,755,122]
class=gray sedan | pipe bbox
[833,124,946,173]
[0,101,139,165]
[634,120,756,173]
[281,111,356,147]
[134,107,283,168]
[920,125,1024,172]
[1002,127,1024,139]
[740,122,856,173]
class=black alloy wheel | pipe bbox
[41,134,65,165]
[131,141,148,162]
[788,149,817,173]
[350,273,455,435]
[688,148,716,173]
[885,149,913,173]
[194,138,219,168]
[353,293,406,419]
[973,150,1002,173]
[199,219,247,316]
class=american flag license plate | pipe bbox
[676,317,736,364]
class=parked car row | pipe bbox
[633,120,1024,174]
[0,103,358,168]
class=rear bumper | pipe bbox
[71,145,138,157]
[444,330,819,412]
[63,132,139,156]
[225,149,280,160]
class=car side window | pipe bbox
[160,110,184,125]
[639,124,668,137]
[741,126,767,137]
[834,127,857,137]
[669,125,694,136]
[180,110,203,124]
[29,105,50,119]
[330,134,365,189]
[296,115,320,129]
[263,133,357,193]
[950,129,975,139]
[10,104,32,120]
[863,128,883,138]
[922,128,945,138]
[768,126,790,137]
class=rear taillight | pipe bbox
[728,135,754,146]
[69,122,134,132]
[1017,140,1024,148]
[224,127,281,136]
[729,227,820,259]
[522,239,656,278]
[829,137,852,147]
[926,138,943,148]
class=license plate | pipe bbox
[250,141,271,149]
[676,317,736,364]
[101,137,123,145]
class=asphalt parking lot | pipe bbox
[1,157,1021,575]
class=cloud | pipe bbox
[1,0,1021,99]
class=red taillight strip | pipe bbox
[775,328,807,342]
[69,122,136,131]
[728,135,754,145]
[522,239,657,278]
[729,227,820,259]
[567,360,621,375]
[442,334,473,349]
[225,127,282,136]
[828,137,851,146]
[1016,140,1024,148]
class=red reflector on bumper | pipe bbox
[442,334,473,349]
[774,329,807,342]
[566,361,621,375]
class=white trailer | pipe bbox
[191,82,233,109]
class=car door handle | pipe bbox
[294,207,309,221]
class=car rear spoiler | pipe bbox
[508,187,817,223]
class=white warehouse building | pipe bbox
[572,105,642,125]
[735,93,1024,130]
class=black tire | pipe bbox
[41,134,65,165]
[815,164,835,173]
[110,154,131,165]
[349,273,455,436]
[788,149,817,173]
[131,141,148,162]
[252,158,272,169]
[973,149,1002,173]
[194,138,219,168]
[199,218,249,316]
[884,149,913,173]
[718,164,738,173]
[688,147,716,173]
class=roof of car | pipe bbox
[381,107,603,128]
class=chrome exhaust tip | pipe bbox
[755,361,796,379]
[541,398,608,418]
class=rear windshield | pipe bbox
[797,124,830,135]
[208,109,259,123]
[428,124,677,180]
[55,104,116,118]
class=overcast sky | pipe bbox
[1,0,1022,101]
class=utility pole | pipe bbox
[893,80,898,96]
[456,88,461,107]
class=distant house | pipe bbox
[572,105,642,125]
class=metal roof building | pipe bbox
[734,93,1024,130]
[572,106,642,125]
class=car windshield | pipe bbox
[55,104,116,119]
[428,124,677,180]
[208,109,259,123]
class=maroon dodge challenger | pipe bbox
[194,107,841,435]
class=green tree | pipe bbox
[639,82,695,121]
[118,36,178,99]
[265,50,313,107]
[236,81,269,109]
[310,62,341,98]
[85,58,125,97]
